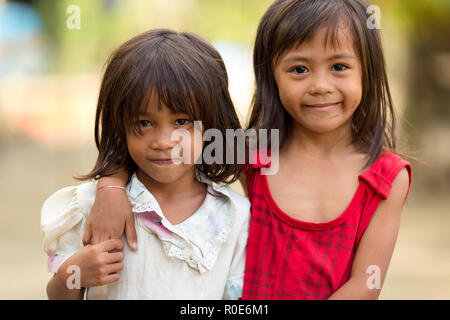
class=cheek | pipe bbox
[175,130,203,164]
[345,79,363,109]
[338,71,363,110]
[126,135,145,161]
[277,80,301,111]
[191,130,203,163]
[352,68,363,104]
[126,141,137,163]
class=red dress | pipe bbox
[241,149,412,300]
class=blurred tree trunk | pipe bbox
[398,1,450,196]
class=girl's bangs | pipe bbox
[127,53,203,136]
[272,1,359,64]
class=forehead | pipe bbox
[279,24,358,62]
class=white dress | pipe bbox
[41,171,250,300]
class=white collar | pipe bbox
[125,170,236,273]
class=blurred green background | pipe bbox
[0,0,449,299]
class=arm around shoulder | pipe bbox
[83,170,136,250]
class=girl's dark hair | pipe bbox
[248,0,397,168]
[79,29,243,184]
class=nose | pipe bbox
[308,71,335,96]
[149,126,179,151]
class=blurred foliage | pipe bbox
[9,0,450,194]
[31,0,272,73]
[387,0,450,31]
[15,0,450,131]
[386,0,450,128]
[377,0,450,194]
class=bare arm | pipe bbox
[328,168,410,300]
[47,273,84,300]
[82,169,137,250]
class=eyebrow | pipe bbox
[283,54,357,63]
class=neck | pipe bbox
[284,119,355,159]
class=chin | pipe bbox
[299,121,339,134]
[147,171,183,184]
[312,125,341,134]
[135,164,179,184]
[302,116,352,134]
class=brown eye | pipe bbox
[139,120,152,127]
[292,66,308,74]
[332,64,348,72]
[175,119,192,126]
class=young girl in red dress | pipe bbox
[83,0,412,299]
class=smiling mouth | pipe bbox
[303,102,342,110]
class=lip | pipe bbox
[303,102,342,111]
[150,159,174,166]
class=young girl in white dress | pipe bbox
[41,29,250,300]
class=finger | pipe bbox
[125,216,138,251]
[103,262,124,275]
[82,224,92,246]
[100,273,120,285]
[99,238,124,252]
[104,251,124,264]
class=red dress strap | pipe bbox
[355,151,412,244]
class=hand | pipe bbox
[57,239,125,288]
[82,174,137,251]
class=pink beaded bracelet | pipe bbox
[96,185,126,191]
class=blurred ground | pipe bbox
[0,137,97,299]
[0,137,449,299]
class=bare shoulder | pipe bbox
[390,167,411,202]
[378,167,411,215]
